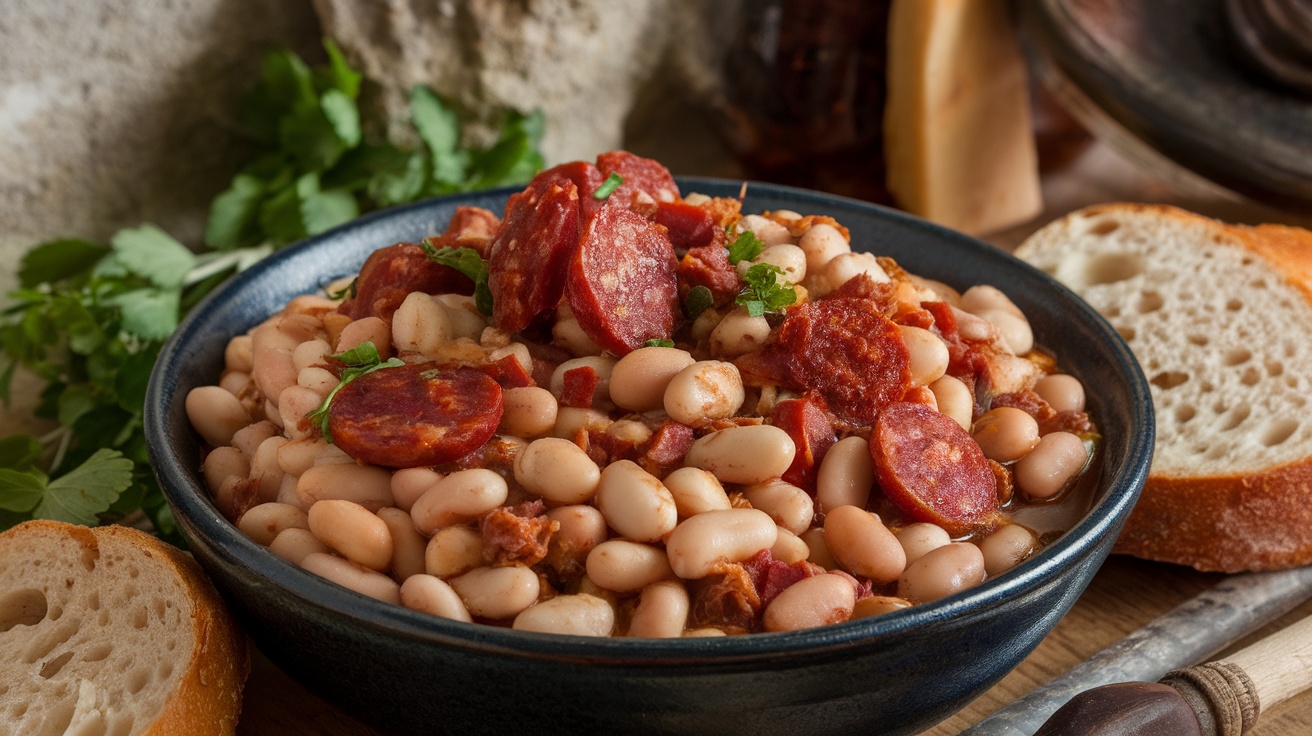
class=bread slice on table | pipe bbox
[0,520,249,734]
[1015,203,1312,573]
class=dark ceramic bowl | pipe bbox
[145,180,1153,736]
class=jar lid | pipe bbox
[1021,0,1312,208]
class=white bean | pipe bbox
[410,469,508,534]
[815,436,874,512]
[425,525,485,579]
[514,437,601,504]
[433,294,488,341]
[980,524,1037,577]
[771,528,811,565]
[978,309,1033,356]
[237,502,309,547]
[972,407,1041,463]
[1014,431,1088,500]
[740,214,791,246]
[292,338,333,373]
[895,522,951,565]
[225,334,255,373]
[390,467,444,513]
[823,506,906,584]
[762,573,855,632]
[898,325,949,387]
[609,347,697,411]
[544,505,608,573]
[800,527,839,570]
[296,463,394,511]
[627,580,690,638]
[742,481,814,536]
[335,316,390,355]
[593,460,677,543]
[663,361,744,425]
[399,574,473,622]
[226,421,274,462]
[797,223,851,275]
[378,507,428,581]
[1034,374,1086,413]
[685,425,796,485]
[960,285,1022,318]
[499,386,559,438]
[852,595,914,620]
[709,309,772,359]
[662,467,732,518]
[202,446,249,497]
[268,528,331,566]
[753,243,807,284]
[448,565,540,619]
[513,594,615,637]
[252,436,289,503]
[186,386,250,447]
[276,385,324,441]
[300,553,401,605]
[585,540,675,594]
[929,376,973,431]
[552,407,612,440]
[297,366,338,397]
[308,500,394,571]
[665,509,777,580]
[897,542,986,604]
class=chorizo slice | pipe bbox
[328,363,503,468]
[486,179,581,335]
[736,298,911,426]
[342,242,475,321]
[595,150,680,215]
[869,402,999,536]
[566,206,680,356]
[771,397,837,492]
[426,205,501,255]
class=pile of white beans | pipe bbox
[186,205,1096,637]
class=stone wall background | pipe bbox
[0,0,733,434]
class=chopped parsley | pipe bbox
[420,240,493,316]
[642,338,676,348]
[593,172,623,200]
[683,285,715,319]
[726,230,765,265]
[736,263,797,318]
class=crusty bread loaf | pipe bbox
[1015,203,1312,572]
[0,521,249,734]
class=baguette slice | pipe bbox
[0,521,249,734]
[1015,203,1312,572]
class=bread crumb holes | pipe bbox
[1150,371,1189,389]
[1263,419,1299,447]
[1188,335,1209,347]
[39,650,75,679]
[0,588,48,632]
[1226,299,1243,311]
[1175,405,1196,423]
[1137,291,1164,313]
[1083,253,1144,285]
[1220,405,1250,431]
[1223,348,1252,366]
[1088,219,1120,235]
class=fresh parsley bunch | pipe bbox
[0,39,544,543]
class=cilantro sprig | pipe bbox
[736,263,797,318]
[420,240,493,316]
[0,39,544,543]
[727,231,765,265]
[306,342,404,442]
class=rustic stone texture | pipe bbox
[312,0,682,164]
[0,0,322,433]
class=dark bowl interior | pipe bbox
[145,179,1154,736]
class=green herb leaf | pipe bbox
[111,288,181,341]
[320,38,361,99]
[0,467,46,513]
[735,263,796,317]
[642,338,675,348]
[320,88,362,149]
[684,285,714,319]
[411,86,459,160]
[326,278,357,301]
[111,225,196,289]
[727,231,765,265]
[594,172,623,200]
[0,435,43,471]
[19,239,111,288]
[306,341,405,442]
[33,449,134,526]
[420,241,493,316]
[206,174,267,250]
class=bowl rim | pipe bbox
[145,177,1154,664]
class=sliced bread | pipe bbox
[0,520,249,734]
[1015,203,1312,572]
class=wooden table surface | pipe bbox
[234,142,1312,735]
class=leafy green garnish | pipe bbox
[326,277,358,301]
[0,39,545,544]
[684,285,715,320]
[420,241,493,316]
[306,342,405,442]
[0,449,134,526]
[593,172,623,200]
[735,263,797,318]
[726,231,765,265]
[642,338,676,348]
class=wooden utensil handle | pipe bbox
[1226,613,1312,710]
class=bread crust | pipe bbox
[0,521,249,734]
[1019,203,1312,572]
